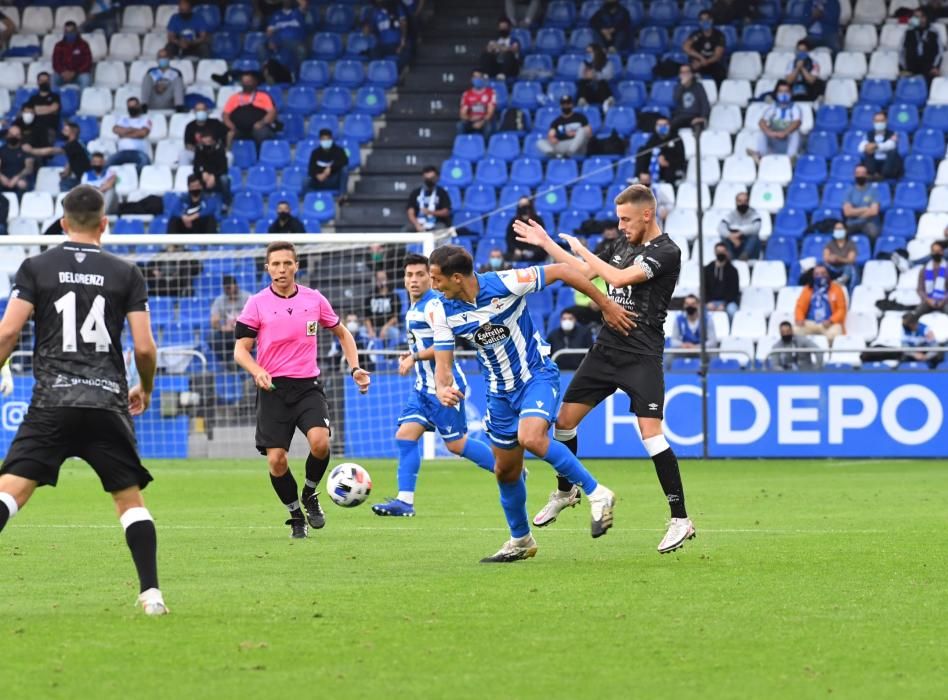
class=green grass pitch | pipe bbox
[1,457,945,699]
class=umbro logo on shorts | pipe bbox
[323,418,330,426]
[648,403,659,411]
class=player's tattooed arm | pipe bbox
[559,234,648,288]
[544,263,635,336]
[512,218,597,279]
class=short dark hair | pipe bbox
[903,312,918,324]
[779,321,793,330]
[127,96,140,105]
[222,274,237,287]
[699,9,712,19]
[776,79,791,91]
[319,128,333,137]
[265,241,297,262]
[422,165,438,175]
[187,173,202,185]
[62,185,105,232]
[91,151,104,159]
[797,39,811,50]
[277,200,291,208]
[684,294,699,304]
[37,71,50,81]
[65,21,77,29]
[403,253,429,270]
[429,245,474,277]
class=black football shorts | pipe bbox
[255,376,332,455]
[562,344,665,419]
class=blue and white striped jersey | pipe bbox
[407,288,467,395]
[430,267,554,395]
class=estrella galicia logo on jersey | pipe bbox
[74,252,86,263]
[473,323,511,348]
[306,320,318,336]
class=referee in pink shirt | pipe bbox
[234,241,371,538]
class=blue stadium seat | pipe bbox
[535,186,568,214]
[161,322,197,347]
[568,28,597,52]
[671,25,699,49]
[485,212,508,238]
[807,130,838,159]
[281,114,304,142]
[266,190,300,217]
[911,128,945,158]
[341,113,374,144]
[545,158,578,185]
[882,209,915,238]
[241,32,266,59]
[903,154,935,184]
[894,76,928,106]
[815,105,849,133]
[625,53,656,82]
[148,297,175,326]
[534,106,561,133]
[811,208,841,228]
[440,158,473,188]
[581,157,615,186]
[463,184,497,214]
[345,33,376,59]
[569,184,604,212]
[510,81,543,110]
[893,181,928,211]
[922,104,948,131]
[801,234,830,259]
[230,140,257,169]
[576,106,602,133]
[740,24,773,52]
[366,60,398,88]
[281,165,308,193]
[793,155,827,184]
[311,33,343,61]
[230,191,265,221]
[302,219,323,233]
[623,0,646,23]
[511,28,532,53]
[452,134,486,161]
[682,0,712,21]
[785,0,809,21]
[488,80,509,110]
[774,208,808,238]
[851,234,872,265]
[510,157,544,187]
[535,28,566,55]
[820,181,851,209]
[113,219,145,234]
[850,104,878,132]
[637,26,668,55]
[522,54,554,79]
[353,86,386,116]
[859,80,893,106]
[453,209,484,236]
[500,184,533,208]
[320,86,353,115]
[338,137,361,170]
[301,192,336,222]
[785,181,820,211]
[649,79,678,108]
[670,358,700,372]
[829,154,859,181]
[874,183,893,209]
[525,288,554,324]
[259,140,291,169]
[324,3,356,31]
[223,4,253,32]
[333,60,365,88]
[211,31,240,60]
[603,106,637,136]
[149,215,169,234]
[887,103,919,133]
[755,0,782,24]
[545,0,576,28]
[195,4,221,31]
[285,86,319,115]
[558,208,590,234]
[546,80,577,102]
[219,217,252,234]
[307,115,339,138]
[765,236,798,266]
[649,0,679,26]
[579,0,602,24]
[216,373,246,405]
[841,129,867,155]
[246,165,278,194]
[74,115,100,142]
[488,132,521,161]
[474,157,508,187]
[875,233,909,255]
[615,80,647,108]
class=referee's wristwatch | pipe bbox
[350,366,363,377]
[411,352,421,362]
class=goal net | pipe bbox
[0,231,466,463]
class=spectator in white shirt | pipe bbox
[858,111,902,181]
[80,151,119,214]
[107,97,152,172]
[747,80,802,162]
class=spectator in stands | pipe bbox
[26,73,62,150]
[900,313,942,366]
[505,0,540,27]
[364,0,409,67]
[169,175,219,234]
[549,311,594,371]
[166,0,211,59]
[577,44,615,108]
[262,0,308,78]
[901,8,943,82]
[80,152,119,215]
[670,64,711,133]
[768,321,820,370]
[308,129,349,193]
[406,165,452,231]
[268,200,305,234]
[222,72,277,148]
[507,197,548,263]
[210,275,251,364]
[718,192,762,261]
[330,312,376,373]
[182,103,227,166]
[364,270,402,345]
[705,242,740,319]
[142,49,186,113]
[0,10,13,54]
[457,71,497,138]
[107,97,152,172]
[590,0,632,52]
[52,22,93,90]
[670,295,719,355]
[786,39,824,101]
[479,16,521,79]
[795,264,846,343]
[823,223,859,293]
[0,126,35,194]
[843,165,882,240]
[592,221,619,257]
[537,95,591,158]
[805,0,841,52]
[859,111,902,180]
[635,172,672,222]
[14,106,52,154]
[747,81,801,163]
[683,11,728,86]
[82,1,121,36]
[193,129,230,202]
[636,118,685,184]
[476,248,510,274]
[58,122,91,191]
[916,240,948,316]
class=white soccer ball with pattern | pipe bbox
[327,463,373,507]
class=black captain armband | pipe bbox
[234,321,258,339]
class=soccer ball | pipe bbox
[327,463,372,508]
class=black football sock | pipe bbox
[121,508,159,593]
[270,470,303,519]
[302,452,330,498]
[644,436,687,519]
[554,429,579,492]
[0,492,17,533]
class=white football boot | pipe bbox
[657,518,696,554]
[532,485,581,527]
[137,588,169,616]
[479,534,538,563]
[587,485,616,538]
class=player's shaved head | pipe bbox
[62,184,106,234]
[265,240,297,262]
[614,184,656,210]
[429,245,474,278]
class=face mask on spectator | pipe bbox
[317,138,331,149]
[179,9,192,19]
[560,318,575,332]
[242,83,254,94]
[498,26,510,38]
[777,92,791,104]
[814,275,829,289]
[699,19,713,31]
[64,31,77,42]
[855,176,867,186]
[833,227,847,240]
[278,210,290,220]
[796,49,808,61]
[39,82,51,93]
[736,203,749,214]
[781,332,793,343]
[489,256,503,270]
[158,58,170,69]
[196,110,208,121]
[656,123,670,136]
[128,106,142,117]
[933,251,944,263]
[91,163,104,174]
[715,251,727,262]
[684,305,698,316]
[22,113,34,125]
[423,176,437,188]
[346,321,361,334]
[472,77,486,89]
[910,16,921,28]
[189,187,202,198]
[517,205,532,217]
[874,121,887,132]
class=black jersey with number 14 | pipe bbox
[11,242,149,413]
[594,233,681,357]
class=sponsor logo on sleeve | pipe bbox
[515,268,537,284]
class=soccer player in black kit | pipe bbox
[0,185,168,614]
[513,184,696,553]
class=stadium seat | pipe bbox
[487,133,521,162]
[345,33,376,59]
[333,60,365,89]
[773,208,808,238]
[298,60,330,89]
[138,165,173,195]
[545,159,578,186]
[462,184,497,214]
[721,155,757,185]
[569,184,603,213]
[300,192,335,222]
[256,140,290,170]
[806,130,839,159]
[765,236,798,267]
[510,157,544,187]
[474,158,508,188]
[852,0,886,24]
[727,52,763,81]
[625,53,656,82]
[535,186,568,214]
[535,28,566,55]
[544,0,576,28]
[709,105,743,134]
[829,154,859,181]
[366,60,398,88]
[452,134,486,162]
[815,105,849,133]
[783,182,819,212]
[440,158,473,188]
[580,157,615,187]
[78,87,113,117]
[729,310,767,340]
[245,165,278,195]
[341,114,374,144]
[827,335,867,367]
[311,33,343,61]
[740,287,776,318]
[894,76,928,107]
[863,260,898,291]
[903,155,935,184]
[749,182,784,213]
[867,50,900,81]
[774,23,807,49]
[676,183,711,210]
[353,86,386,117]
[859,79,893,107]
[824,79,859,107]
[324,3,355,31]
[317,87,350,115]
[648,79,678,109]
[636,26,668,55]
[792,155,828,185]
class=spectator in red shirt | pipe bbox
[457,70,497,139]
[222,72,277,148]
[52,21,93,90]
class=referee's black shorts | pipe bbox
[562,344,665,419]
[255,376,332,455]
[0,406,152,492]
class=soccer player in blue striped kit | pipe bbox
[427,245,634,562]
[372,253,496,516]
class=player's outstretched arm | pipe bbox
[544,263,635,336]
[127,310,157,416]
[559,233,647,289]
[0,298,32,370]
[512,218,596,279]
[329,323,371,394]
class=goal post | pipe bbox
[0,230,458,463]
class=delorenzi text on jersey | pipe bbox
[58,272,105,287]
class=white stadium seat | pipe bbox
[142,32,168,58]
[685,157,721,186]
[916,212,948,240]
[41,34,58,58]
[663,209,699,240]
[146,113,168,142]
[675,262,700,298]
[743,102,768,130]
[891,288,921,307]
[879,23,907,51]
[897,268,921,290]
[756,335,778,364]
[774,24,807,49]
[767,310,795,336]
[21,7,53,34]
[719,337,755,367]
[0,90,11,118]
[217,86,239,110]
[122,5,155,32]
[154,140,184,167]
[1,193,18,220]
[26,62,54,86]
[708,104,743,134]
[9,33,40,53]
[170,59,195,85]
[721,154,757,185]
[54,6,86,27]
[78,87,113,117]
[853,0,886,23]
[675,183,711,210]
[109,32,141,61]
[824,78,858,107]
[876,312,904,344]
[927,185,948,213]
[930,77,948,105]
[733,260,751,288]
[114,85,144,110]
[763,51,794,79]
[155,5,177,28]
[196,59,229,85]
[846,311,879,342]
[733,129,760,158]
[711,311,730,339]
[98,114,119,140]
[83,32,108,61]
[840,0,854,24]
[843,24,877,52]
[757,155,793,186]
[700,78,718,106]
[7,218,40,236]
[749,182,785,213]
[775,286,804,313]
[727,51,762,80]
[740,287,776,317]
[95,61,128,89]
[935,160,948,186]
[920,313,948,342]
[850,286,886,318]
[128,60,151,86]
[20,192,54,221]
[34,167,62,194]
[0,7,19,27]
[811,48,835,78]
[0,62,25,91]
[833,51,868,80]
[751,260,789,290]
[112,164,140,196]
[718,79,752,107]
[138,165,173,194]
[173,165,194,191]
[862,260,898,291]
[828,335,866,366]
[711,182,746,210]
[699,130,733,159]
[867,50,899,80]
[730,310,767,340]
[694,235,723,265]
[754,78,777,99]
